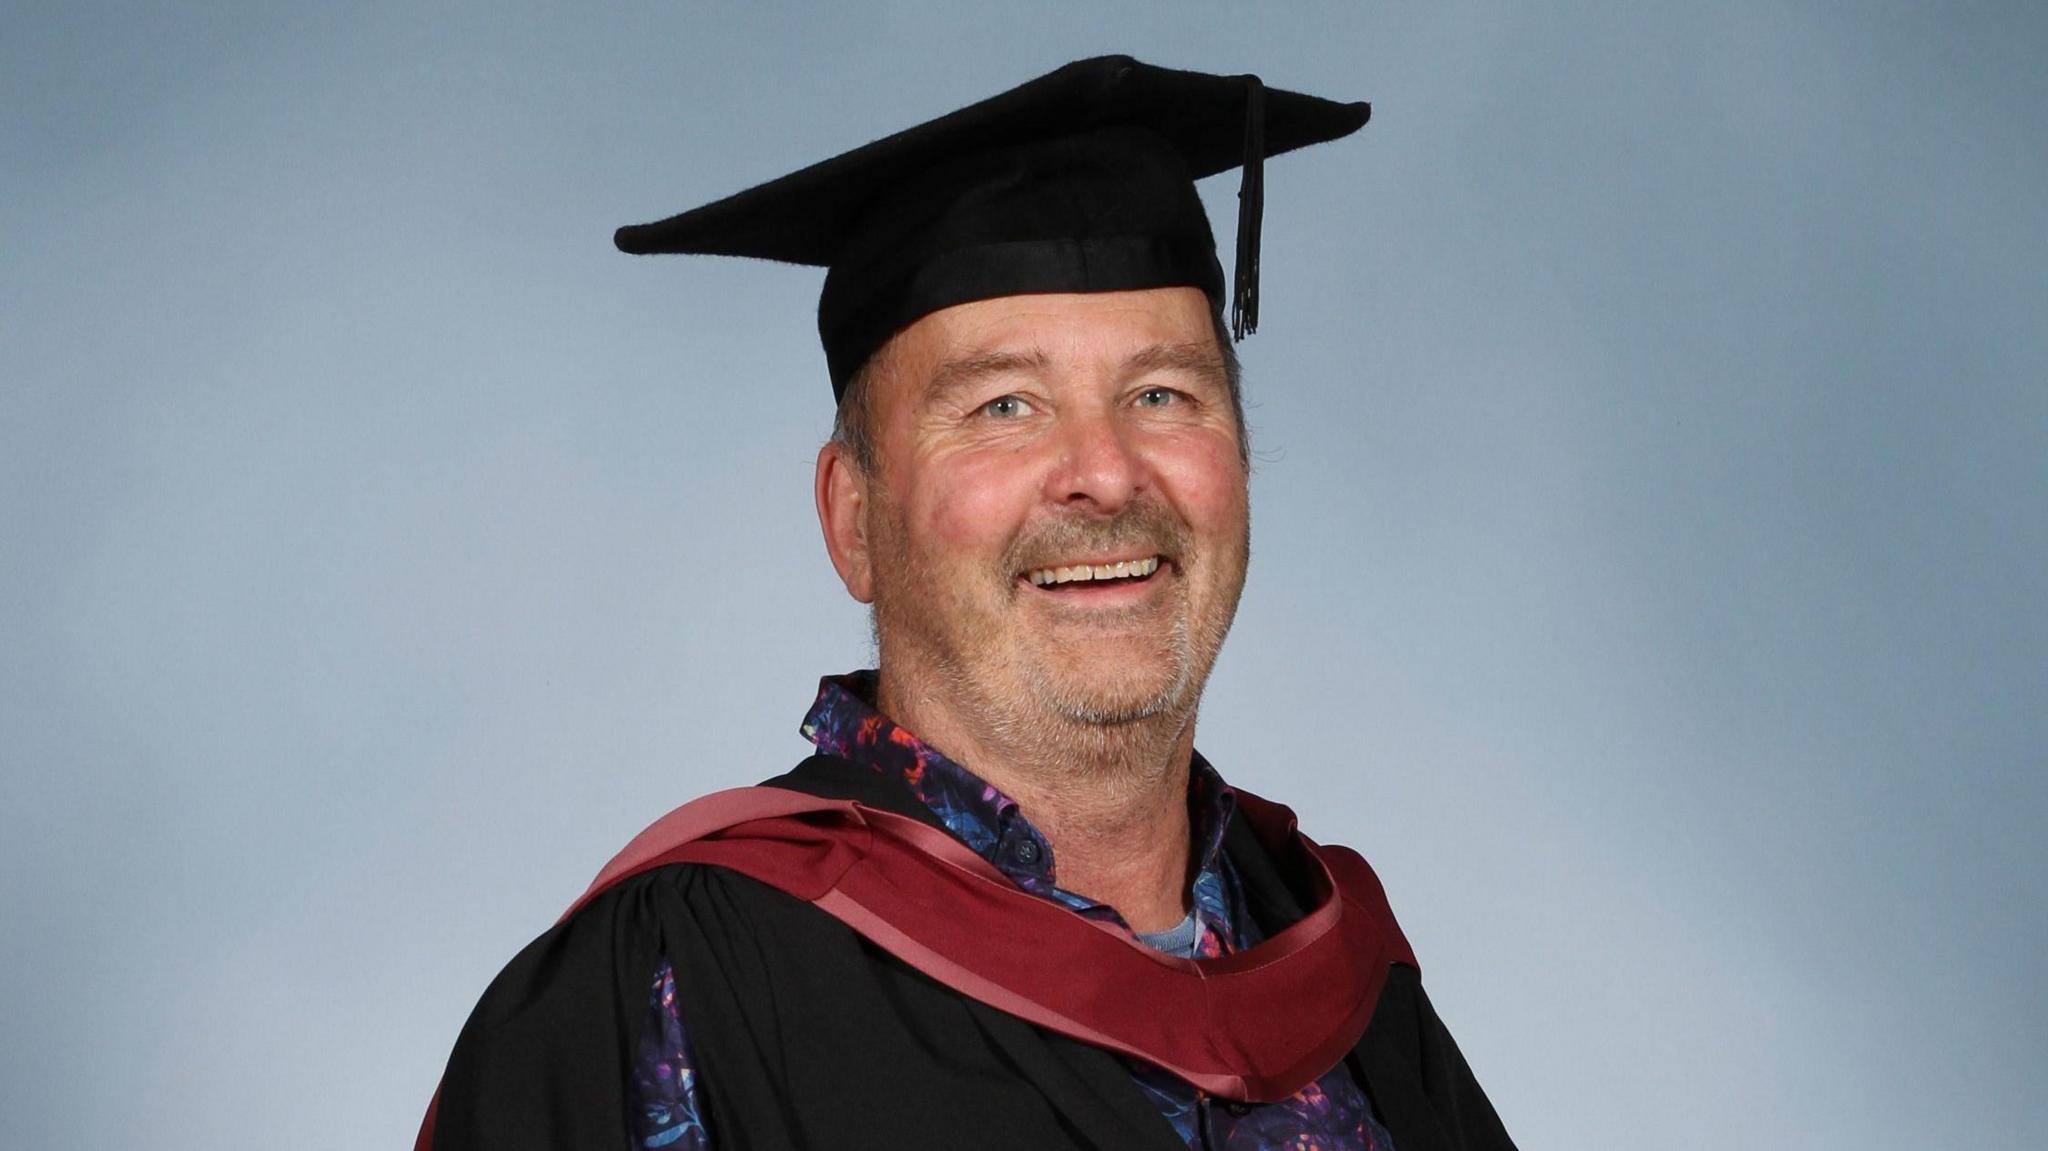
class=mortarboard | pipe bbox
[614,55,1370,401]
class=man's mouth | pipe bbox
[1023,555,1164,588]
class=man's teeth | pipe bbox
[1026,556,1162,587]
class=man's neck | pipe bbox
[875,670,1199,933]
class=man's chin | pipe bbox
[1026,661,1193,728]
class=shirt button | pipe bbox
[1012,839,1041,865]
[1223,1101,1252,1117]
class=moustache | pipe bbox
[1005,500,1191,574]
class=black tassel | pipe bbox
[1231,74,1266,342]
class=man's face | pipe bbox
[849,286,1250,729]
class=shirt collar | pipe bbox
[799,670,1238,899]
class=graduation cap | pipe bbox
[615,55,1370,401]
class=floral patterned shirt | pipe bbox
[628,671,1396,1150]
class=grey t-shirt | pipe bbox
[1133,909,1200,958]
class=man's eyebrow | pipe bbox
[1122,341,1230,385]
[922,349,1052,407]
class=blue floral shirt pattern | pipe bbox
[627,671,1396,1150]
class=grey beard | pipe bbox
[1023,609,1198,726]
[935,609,1206,800]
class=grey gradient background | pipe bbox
[4,3,2044,1148]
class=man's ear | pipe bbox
[815,440,876,603]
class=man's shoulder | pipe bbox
[534,756,931,955]
[1217,783,1411,953]
[474,765,882,1000]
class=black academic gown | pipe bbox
[427,756,1515,1151]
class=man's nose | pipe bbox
[1045,403,1143,513]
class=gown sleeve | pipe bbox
[428,875,677,1151]
[1353,966,1517,1151]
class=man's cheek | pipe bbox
[921,460,1029,548]
[1156,450,1248,528]
[923,485,1017,557]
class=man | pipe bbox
[421,56,1515,1151]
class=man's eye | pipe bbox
[981,395,1034,418]
[1135,387,1179,408]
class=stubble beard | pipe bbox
[867,490,1248,796]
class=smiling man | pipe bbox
[421,57,1514,1151]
